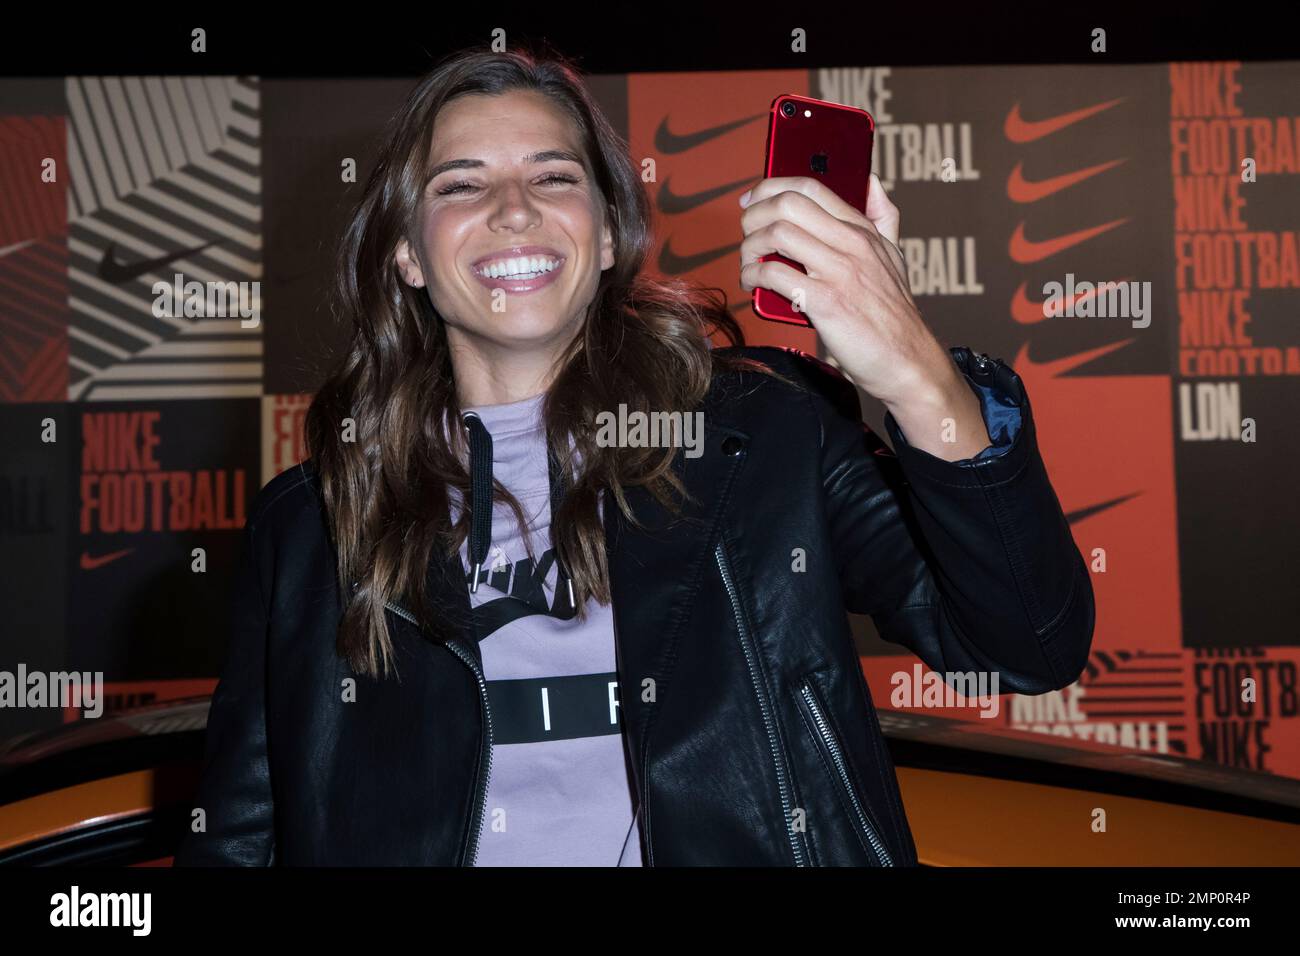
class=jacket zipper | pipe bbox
[714,541,809,867]
[797,679,893,866]
[383,599,493,867]
[610,612,653,866]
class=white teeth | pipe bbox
[479,255,560,278]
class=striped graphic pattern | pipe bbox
[66,76,262,400]
[1082,649,1188,754]
[0,115,68,402]
[0,238,68,401]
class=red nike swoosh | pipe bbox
[1009,218,1129,263]
[1011,276,1137,324]
[1004,98,1126,143]
[1012,340,1135,380]
[1007,158,1127,203]
[80,548,134,570]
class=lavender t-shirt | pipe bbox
[448,392,643,866]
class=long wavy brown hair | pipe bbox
[306,42,789,680]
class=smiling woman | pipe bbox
[175,41,1093,869]
[393,95,613,386]
[292,44,796,868]
[304,45,783,682]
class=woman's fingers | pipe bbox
[865,173,900,246]
[740,188,861,265]
[741,175,869,229]
[739,256,831,317]
[739,214,846,282]
[739,173,912,299]
[865,173,910,290]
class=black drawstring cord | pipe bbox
[547,442,576,613]
[462,411,493,593]
[463,408,576,613]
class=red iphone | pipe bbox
[752,93,875,326]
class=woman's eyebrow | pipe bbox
[426,149,585,181]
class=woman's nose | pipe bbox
[487,182,539,227]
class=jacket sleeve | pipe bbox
[966,378,1022,460]
[790,346,1094,694]
[172,511,277,865]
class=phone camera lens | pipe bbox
[781,101,796,117]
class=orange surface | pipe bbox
[0,770,155,852]
[5,766,1299,864]
[898,767,1300,865]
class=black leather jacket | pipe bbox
[173,345,1094,867]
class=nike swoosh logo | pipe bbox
[655,113,763,154]
[658,236,739,275]
[1011,275,1136,324]
[657,175,755,215]
[1004,98,1125,143]
[80,548,134,570]
[1012,339,1135,378]
[1066,492,1140,525]
[1009,219,1129,263]
[474,595,559,633]
[1007,158,1127,203]
[98,240,221,284]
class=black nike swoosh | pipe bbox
[1065,492,1140,525]
[98,240,221,284]
[655,113,764,154]
[658,236,740,275]
[657,175,755,215]
[473,590,577,634]
[475,595,552,634]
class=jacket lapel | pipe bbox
[603,416,751,783]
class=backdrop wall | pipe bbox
[1,60,1296,780]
